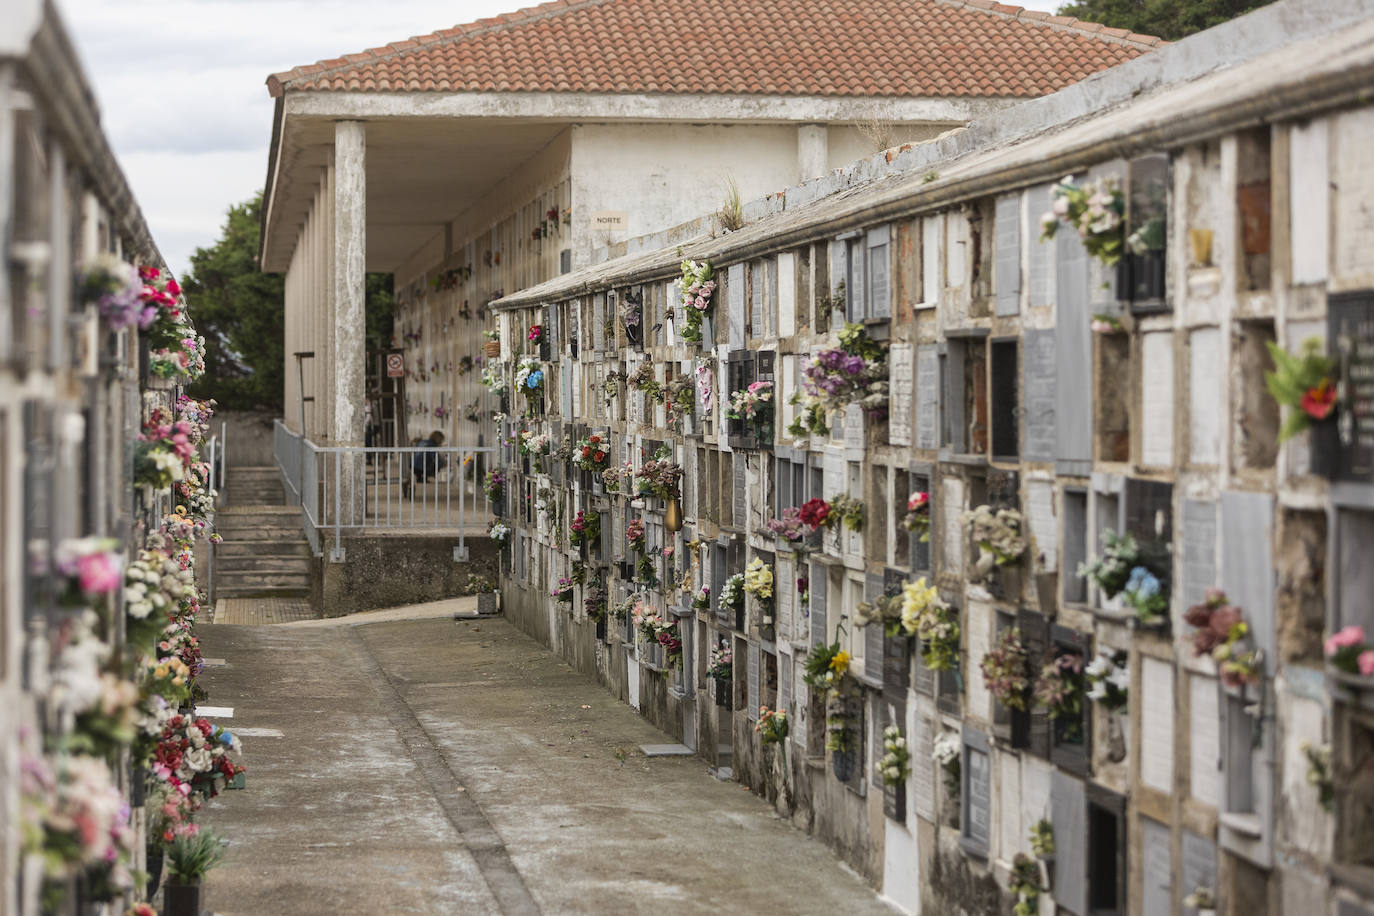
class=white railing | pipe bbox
[274,419,496,561]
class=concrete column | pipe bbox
[797,123,829,182]
[333,120,366,446]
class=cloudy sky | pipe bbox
[56,0,1063,279]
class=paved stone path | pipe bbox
[197,609,894,915]
[213,597,314,624]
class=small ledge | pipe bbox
[1219,811,1263,839]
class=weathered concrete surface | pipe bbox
[313,535,500,616]
[197,613,894,915]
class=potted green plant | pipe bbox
[163,830,224,916]
[467,573,498,615]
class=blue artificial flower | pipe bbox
[526,370,544,389]
[219,731,235,746]
[1125,565,1159,598]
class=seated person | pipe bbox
[406,430,447,494]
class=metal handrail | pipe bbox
[273,419,495,562]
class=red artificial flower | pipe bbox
[594,451,606,462]
[1300,379,1336,421]
[798,498,830,530]
[589,435,601,444]
[166,278,181,297]
[139,266,160,281]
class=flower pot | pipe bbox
[483,340,502,358]
[163,879,201,916]
[477,591,498,615]
[832,748,856,783]
[714,677,732,709]
[145,846,164,899]
[987,564,1021,602]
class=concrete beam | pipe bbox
[283,90,1010,125]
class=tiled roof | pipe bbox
[267,0,1162,99]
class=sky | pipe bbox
[55,0,1064,279]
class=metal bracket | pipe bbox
[329,546,347,563]
[452,545,470,562]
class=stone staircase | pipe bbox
[214,466,313,599]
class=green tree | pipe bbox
[1056,0,1276,41]
[182,193,394,410]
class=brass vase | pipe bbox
[664,496,683,532]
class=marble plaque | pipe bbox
[916,345,940,449]
[965,741,991,849]
[1181,500,1217,609]
[1188,675,1222,805]
[889,343,914,446]
[994,194,1022,316]
[1141,657,1175,792]
[1142,817,1173,916]
[1334,110,1374,279]
[1141,331,1175,467]
[728,263,746,348]
[1023,329,1056,461]
[777,251,797,337]
[1331,292,1374,480]
[1189,328,1222,465]
[912,713,935,821]
[921,215,941,306]
[1291,120,1329,285]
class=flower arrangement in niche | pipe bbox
[707,641,732,680]
[482,469,506,502]
[1183,888,1217,912]
[487,520,511,543]
[519,429,552,457]
[635,448,682,501]
[695,363,714,415]
[692,586,711,613]
[727,380,774,440]
[583,585,607,622]
[1034,651,1086,743]
[855,591,907,638]
[1324,624,1374,677]
[80,255,144,330]
[1299,740,1334,811]
[1038,175,1126,267]
[961,505,1026,576]
[879,726,911,787]
[1076,529,1140,599]
[980,627,1032,711]
[803,639,848,694]
[756,706,788,745]
[627,357,662,400]
[635,552,658,589]
[1010,853,1044,916]
[626,518,646,553]
[798,498,831,530]
[719,573,745,613]
[601,462,631,493]
[800,495,864,532]
[1029,819,1055,859]
[1185,589,1263,687]
[678,259,717,344]
[1122,566,1168,624]
[619,292,643,335]
[932,730,961,799]
[551,577,575,603]
[514,356,543,393]
[480,362,508,393]
[790,322,889,436]
[569,510,600,549]
[1265,337,1338,441]
[764,507,808,542]
[527,324,544,345]
[744,557,774,625]
[902,491,930,542]
[633,605,682,668]
[573,434,611,472]
[914,599,960,671]
[665,375,696,428]
[1084,650,1130,712]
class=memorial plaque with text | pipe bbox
[1023,329,1056,461]
[1330,291,1374,481]
[965,743,991,852]
[912,714,936,821]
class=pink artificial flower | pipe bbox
[662,546,674,557]
[77,551,122,594]
[1360,650,1374,677]
[1325,625,1367,656]
[907,491,929,511]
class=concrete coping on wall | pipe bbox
[494,0,1374,312]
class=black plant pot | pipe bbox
[595,615,608,642]
[714,677,732,709]
[163,879,201,916]
[832,748,856,783]
[145,847,164,899]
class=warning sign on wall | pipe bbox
[386,353,405,378]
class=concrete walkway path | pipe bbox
[197,607,895,915]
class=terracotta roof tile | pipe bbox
[269,0,1160,98]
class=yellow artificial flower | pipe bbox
[830,650,851,675]
[900,577,940,635]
